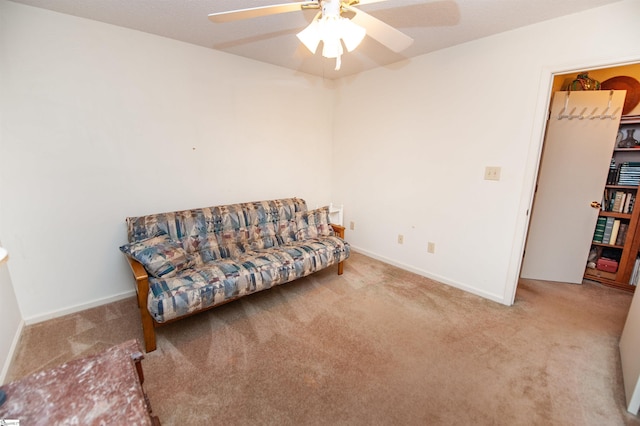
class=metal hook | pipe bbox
[587,107,599,120]
[575,107,588,120]
[605,106,621,120]
[557,91,571,120]
[599,90,615,120]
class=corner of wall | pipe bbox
[0,318,24,385]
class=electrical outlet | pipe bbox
[350,221,355,231]
[398,234,404,244]
[484,166,501,181]
[427,242,435,254]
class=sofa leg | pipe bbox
[338,261,344,275]
[140,308,157,352]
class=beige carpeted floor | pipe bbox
[6,252,640,425]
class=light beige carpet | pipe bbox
[6,252,640,425]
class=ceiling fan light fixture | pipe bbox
[210,0,415,73]
[339,18,366,52]
[297,14,366,70]
[321,35,343,59]
[296,19,321,54]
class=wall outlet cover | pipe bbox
[484,166,501,181]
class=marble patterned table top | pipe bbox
[0,340,155,425]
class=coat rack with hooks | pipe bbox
[556,90,621,121]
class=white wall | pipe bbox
[2,0,640,326]
[332,0,640,304]
[0,1,335,321]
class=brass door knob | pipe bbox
[591,201,602,209]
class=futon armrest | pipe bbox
[126,257,149,282]
[124,256,157,352]
[331,223,345,239]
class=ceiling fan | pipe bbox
[208,0,414,71]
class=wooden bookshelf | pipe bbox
[585,115,640,292]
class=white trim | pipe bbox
[548,56,640,78]
[1,319,24,385]
[24,290,136,325]
[351,246,506,305]
[503,67,555,305]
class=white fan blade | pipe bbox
[208,2,318,23]
[346,5,413,53]
[347,0,388,6]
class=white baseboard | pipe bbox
[350,246,506,305]
[24,290,136,325]
[1,318,25,384]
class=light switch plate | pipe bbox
[484,166,501,181]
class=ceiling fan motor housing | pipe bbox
[322,0,342,18]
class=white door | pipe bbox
[520,90,626,283]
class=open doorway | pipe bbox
[520,63,640,292]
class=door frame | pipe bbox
[504,56,640,305]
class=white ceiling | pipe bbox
[8,0,623,79]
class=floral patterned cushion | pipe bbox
[295,206,334,240]
[125,198,308,260]
[147,236,351,322]
[120,231,194,278]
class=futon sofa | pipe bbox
[120,198,349,352]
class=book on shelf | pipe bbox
[618,162,640,186]
[593,217,607,243]
[609,219,621,246]
[602,217,615,244]
[608,159,619,185]
[608,190,616,211]
[613,192,624,212]
[603,189,636,213]
[615,222,629,246]
[624,193,634,214]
